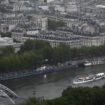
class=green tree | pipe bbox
[16,85,105,105]
[0,46,15,57]
[19,40,51,53]
[0,32,11,37]
[52,44,71,63]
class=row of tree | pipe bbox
[0,52,43,72]
[1,39,105,72]
[0,46,15,57]
[17,85,105,105]
[19,39,105,62]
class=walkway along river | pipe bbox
[0,63,77,81]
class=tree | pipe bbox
[19,40,51,53]
[0,46,15,57]
[16,85,105,105]
[0,32,12,37]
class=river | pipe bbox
[1,64,105,104]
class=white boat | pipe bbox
[84,61,92,66]
[73,75,95,84]
[73,72,105,85]
[36,66,47,71]
[94,73,105,80]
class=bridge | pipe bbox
[0,83,19,105]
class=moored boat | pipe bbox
[84,61,92,66]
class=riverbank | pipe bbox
[0,57,105,81]
[0,63,77,81]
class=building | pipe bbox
[31,15,48,31]
[0,24,9,33]
[13,0,33,12]
[11,30,105,48]
[65,1,77,13]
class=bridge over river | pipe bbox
[0,83,21,105]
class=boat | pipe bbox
[94,73,105,80]
[73,75,95,84]
[83,61,92,66]
[36,66,47,71]
[73,72,105,85]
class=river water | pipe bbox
[1,64,105,104]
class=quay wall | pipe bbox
[0,57,105,81]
